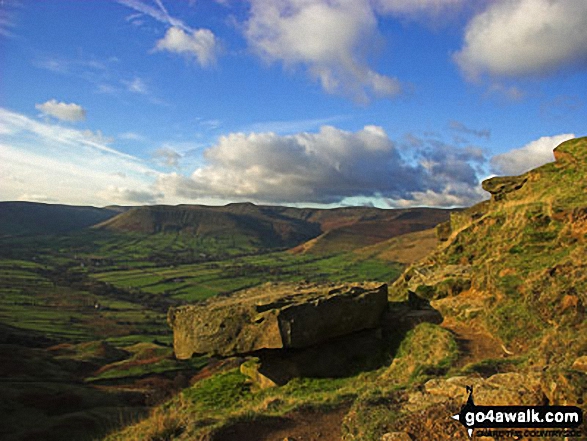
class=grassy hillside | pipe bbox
[392,137,587,360]
[94,204,321,250]
[0,202,118,237]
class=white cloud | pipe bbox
[156,125,485,207]
[0,108,160,206]
[97,186,162,204]
[124,77,149,94]
[119,131,146,141]
[455,0,587,79]
[119,0,220,68]
[245,0,401,102]
[391,183,486,208]
[118,0,187,30]
[154,27,219,67]
[35,99,87,122]
[16,194,58,203]
[490,133,575,176]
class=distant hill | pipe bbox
[95,203,452,252]
[93,203,322,249]
[0,202,118,237]
[352,228,440,265]
[290,207,451,254]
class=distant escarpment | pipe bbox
[95,203,451,252]
[0,202,118,237]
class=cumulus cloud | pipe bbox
[156,125,486,207]
[455,0,587,79]
[245,0,401,102]
[154,27,219,67]
[119,0,221,68]
[35,99,86,122]
[490,133,575,176]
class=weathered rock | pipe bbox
[168,283,388,359]
[571,355,587,372]
[400,264,472,301]
[481,175,528,201]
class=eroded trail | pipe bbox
[441,318,507,368]
[214,405,349,441]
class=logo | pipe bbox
[451,386,583,438]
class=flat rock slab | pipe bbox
[168,282,388,359]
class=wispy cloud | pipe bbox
[34,54,163,105]
[0,0,20,39]
[247,115,348,135]
[0,107,161,206]
[449,120,490,140]
[118,0,189,31]
[154,146,182,167]
[123,77,149,94]
[119,131,146,141]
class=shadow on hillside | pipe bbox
[0,324,196,441]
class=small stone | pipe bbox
[571,355,587,372]
[380,432,412,441]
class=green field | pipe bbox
[90,251,402,303]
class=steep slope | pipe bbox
[94,204,322,249]
[0,202,118,237]
[391,136,587,362]
[340,136,587,440]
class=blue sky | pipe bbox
[1,0,585,208]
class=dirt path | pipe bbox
[441,318,506,367]
[215,406,350,441]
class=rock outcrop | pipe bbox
[168,282,388,359]
[481,175,528,201]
